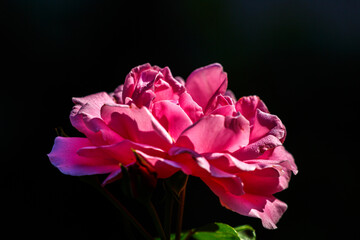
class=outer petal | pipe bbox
[236,96,286,144]
[78,139,176,183]
[250,109,286,143]
[202,176,287,229]
[232,135,283,160]
[101,104,173,150]
[48,137,120,176]
[185,63,227,111]
[70,92,122,145]
[206,152,287,195]
[176,114,250,153]
[261,146,298,175]
[152,100,193,140]
[256,146,298,192]
[238,168,281,196]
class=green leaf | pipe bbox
[188,222,241,240]
[235,225,256,240]
[155,223,256,240]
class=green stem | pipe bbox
[100,187,154,240]
[146,201,167,240]
[175,175,189,240]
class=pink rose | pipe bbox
[48,63,297,229]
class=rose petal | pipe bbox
[205,93,236,115]
[202,176,287,229]
[152,66,185,102]
[79,139,168,160]
[265,146,298,175]
[169,147,236,178]
[70,92,122,145]
[122,64,185,108]
[240,146,297,193]
[152,100,193,141]
[204,152,256,173]
[102,168,123,186]
[232,135,283,160]
[185,63,227,110]
[122,63,152,102]
[48,137,119,176]
[176,114,250,153]
[101,104,173,150]
[178,92,204,123]
[235,95,269,121]
[250,109,286,143]
[111,84,124,104]
[238,168,281,195]
[205,152,285,195]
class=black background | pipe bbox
[2,0,359,239]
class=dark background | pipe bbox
[2,0,359,239]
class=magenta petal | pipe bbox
[152,100,193,140]
[77,139,168,166]
[152,66,185,101]
[71,92,114,123]
[263,146,298,175]
[202,176,287,229]
[233,135,283,160]
[241,146,297,194]
[101,168,123,186]
[70,92,121,145]
[178,92,204,123]
[101,104,173,149]
[169,147,235,178]
[204,152,256,173]
[122,63,152,102]
[48,137,120,176]
[210,105,237,116]
[111,84,124,104]
[250,109,286,143]
[238,168,282,195]
[176,114,250,153]
[185,63,227,110]
[235,95,269,120]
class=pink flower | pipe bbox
[48,63,297,229]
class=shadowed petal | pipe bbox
[70,92,122,145]
[134,150,179,178]
[202,176,287,229]
[48,137,119,176]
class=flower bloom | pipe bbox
[48,63,297,229]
